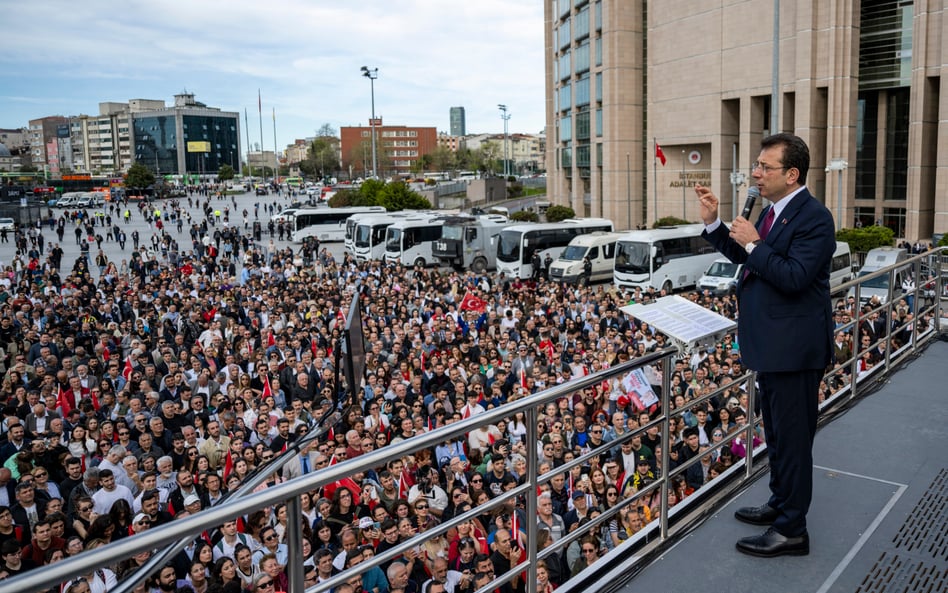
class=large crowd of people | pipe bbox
[0,189,936,593]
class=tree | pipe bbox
[510,210,539,222]
[653,216,692,228]
[307,136,340,179]
[328,189,357,208]
[380,181,431,211]
[836,226,895,253]
[358,179,386,205]
[18,164,38,173]
[217,164,236,181]
[545,205,575,222]
[428,146,457,172]
[126,162,155,194]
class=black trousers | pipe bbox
[757,368,821,537]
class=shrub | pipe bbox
[545,205,576,223]
[510,210,539,222]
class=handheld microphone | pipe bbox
[740,186,760,220]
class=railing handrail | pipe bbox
[6,247,943,593]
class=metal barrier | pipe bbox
[3,248,943,593]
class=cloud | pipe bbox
[0,0,545,146]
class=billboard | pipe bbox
[186,141,211,153]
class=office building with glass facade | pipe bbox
[132,93,241,178]
[545,0,945,241]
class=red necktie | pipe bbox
[743,208,776,282]
[759,207,776,240]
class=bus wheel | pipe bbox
[472,257,487,274]
[414,257,426,268]
[662,280,673,294]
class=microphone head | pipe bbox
[746,186,760,200]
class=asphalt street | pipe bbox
[0,190,350,276]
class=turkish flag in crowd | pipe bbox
[459,291,487,313]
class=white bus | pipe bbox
[383,213,448,267]
[495,218,614,279]
[613,224,719,292]
[292,206,386,243]
[352,212,416,261]
[345,211,392,253]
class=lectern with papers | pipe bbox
[620,295,736,356]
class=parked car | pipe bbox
[255,186,269,196]
[0,218,16,232]
[271,208,298,223]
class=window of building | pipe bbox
[574,6,590,41]
[595,109,602,137]
[559,83,572,112]
[575,75,590,107]
[559,19,571,49]
[560,115,572,143]
[561,147,572,169]
[576,111,590,141]
[559,51,572,81]
[883,207,906,237]
[575,41,590,75]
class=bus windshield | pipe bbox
[614,241,651,274]
[497,230,522,263]
[857,271,889,289]
[386,228,402,252]
[355,225,372,248]
[560,245,588,261]
[442,225,464,241]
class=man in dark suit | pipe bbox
[697,133,835,558]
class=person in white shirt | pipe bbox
[92,469,134,515]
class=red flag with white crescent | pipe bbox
[122,356,134,381]
[261,373,273,400]
[459,291,487,313]
[56,384,72,416]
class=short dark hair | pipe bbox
[761,132,810,185]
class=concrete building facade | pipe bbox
[544,0,946,241]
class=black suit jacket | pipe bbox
[702,188,836,372]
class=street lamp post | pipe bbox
[360,66,379,179]
[498,104,510,178]
[825,158,848,230]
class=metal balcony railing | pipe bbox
[3,248,943,593]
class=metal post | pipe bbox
[361,66,379,179]
[286,495,305,593]
[771,0,780,134]
[826,158,848,231]
[524,404,538,593]
[498,104,511,179]
[659,352,673,540]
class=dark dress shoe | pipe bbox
[734,504,780,526]
[736,527,810,557]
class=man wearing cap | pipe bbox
[563,490,590,533]
[629,455,656,492]
[169,469,208,515]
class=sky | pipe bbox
[0,0,545,153]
